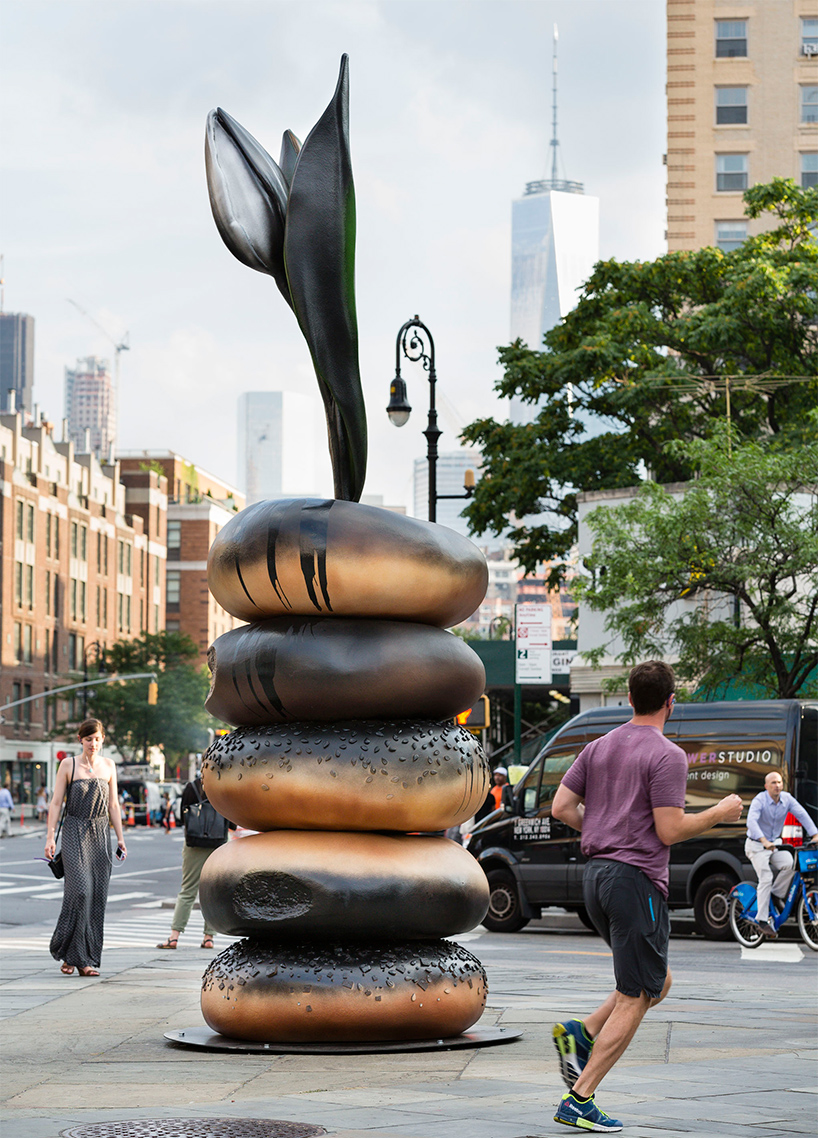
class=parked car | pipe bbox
[465,700,818,940]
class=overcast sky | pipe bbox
[1,0,666,511]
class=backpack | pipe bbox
[184,779,228,848]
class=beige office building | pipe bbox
[667,0,818,252]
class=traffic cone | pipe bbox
[146,804,152,827]
[19,806,25,829]
[127,804,135,827]
[169,811,176,830]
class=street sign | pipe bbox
[515,603,552,684]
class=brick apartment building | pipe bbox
[117,452,245,664]
[0,410,167,802]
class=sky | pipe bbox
[1,0,667,512]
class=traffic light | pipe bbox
[147,681,159,705]
[455,695,490,731]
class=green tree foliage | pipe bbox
[462,179,818,578]
[85,632,215,763]
[574,430,818,699]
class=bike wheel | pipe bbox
[729,897,764,948]
[797,890,818,952]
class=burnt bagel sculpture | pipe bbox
[202,720,490,832]
[201,938,488,1043]
[199,831,490,940]
[204,618,486,727]
[208,497,488,628]
[199,56,493,1046]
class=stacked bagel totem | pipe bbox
[199,57,492,1044]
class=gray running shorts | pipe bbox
[583,857,669,999]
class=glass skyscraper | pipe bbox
[237,391,319,505]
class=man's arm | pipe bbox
[653,794,743,846]
[553,784,585,832]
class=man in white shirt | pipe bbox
[745,770,818,938]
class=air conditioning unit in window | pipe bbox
[804,43,818,55]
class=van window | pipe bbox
[540,750,580,808]
[520,748,583,813]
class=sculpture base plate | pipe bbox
[164,1026,522,1054]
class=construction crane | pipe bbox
[67,298,130,390]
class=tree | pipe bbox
[461,179,818,579]
[85,632,215,763]
[573,430,818,700]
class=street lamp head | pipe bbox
[386,376,411,427]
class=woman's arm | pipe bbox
[44,760,70,859]
[107,761,127,854]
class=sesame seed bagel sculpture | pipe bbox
[200,57,491,1044]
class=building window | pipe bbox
[23,625,32,664]
[126,595,131,632]
[46,514,52,558]
[801,86,818,123]
[80,525,87,561]
[166,620,180,632]
[716,87,747,125]
[153,604,160,633]
[12,682,21,727]
[53,574,59,618]
[14,623,22,663]
[166,570,181,607]
[46,571,52,616]
[716,153,748,191]
[103,534,108,574]
[802,153,818,188]
[71,579,78,621]
[96,530,102,572]
[154,558,160,587]
[96,584,101,626]
[803,18,818,56]
[23,683,32,726]
[14,562,23,606]
[167,520,181,559]
[52,630,59,672]
[68,632,77,671]
[71,522,78,558]
[80,581,87,622]
[54,517,60,559]
[45,628,51,671]
[118,593,124,632]
[103,586,108,625]
[26,503,35,543]
[15,499,24,540]
[118,540,124,574]
[715,20,747,57]
[25,564,34,609]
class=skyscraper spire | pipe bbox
[550,23,559,183]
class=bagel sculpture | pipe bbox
[200,56,491,1044]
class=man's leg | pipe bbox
[769,848,796,907]
[746,842,774,922]
[170,845,210,935]
[571,970,672,1098]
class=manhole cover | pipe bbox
[60,1122,325,1138]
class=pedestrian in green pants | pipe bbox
[157,775,228,950]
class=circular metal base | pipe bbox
[164,1025,522,1054]
[60,1123,324,1138]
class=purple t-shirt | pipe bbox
[561,722,688,896]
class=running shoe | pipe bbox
[554,1092,623,1131]
[553,1019,594,1090]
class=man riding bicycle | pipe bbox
[745,771,818,940]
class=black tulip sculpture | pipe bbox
[206,55,365,503]
[199,56,491,1046]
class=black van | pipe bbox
[465,700,818,939]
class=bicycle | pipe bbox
[729,840,818,951]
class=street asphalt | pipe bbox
[1,821,816,1138]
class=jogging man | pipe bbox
[549,661,743,1131]
[745,770,818,939]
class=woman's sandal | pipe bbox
[60,963,75,975]
[201,936,214,949]
[156,937,178,950]
[78,967,100,977]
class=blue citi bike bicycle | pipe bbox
[728,841,818,951]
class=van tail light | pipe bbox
[782,812,803,847]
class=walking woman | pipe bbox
[45,719,127,977]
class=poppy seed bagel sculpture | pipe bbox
[197,56,493,1046]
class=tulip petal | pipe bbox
[284,55,368,502]
[279,130,301,186]
[205,108,293,308]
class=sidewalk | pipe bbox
[1,905,816,1138]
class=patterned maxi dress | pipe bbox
[50,778,113,969]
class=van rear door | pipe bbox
[514,746,585,906]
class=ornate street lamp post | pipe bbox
[386,315,475,523]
